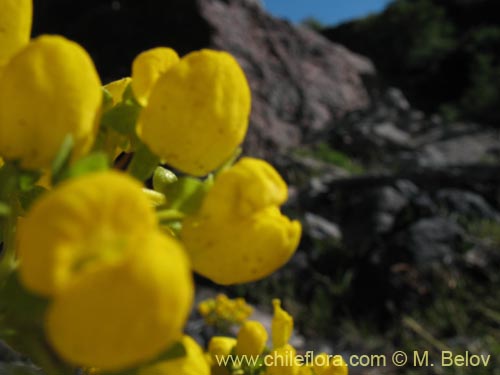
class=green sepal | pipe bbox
[102,87,114,112]
[101,84,142,136]
[54,152,110,184]
[158,176,213,216]
[127,142,159,181]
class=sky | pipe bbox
[262,0,393,26]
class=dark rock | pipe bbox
[435,189,500,221]
[33,0,375,157]
[304,213,342,242]
[395,217,465,268]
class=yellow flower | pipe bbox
[137,49,251,176]
[313,354,348,375]
[0,0,32,68]
[0,35,102,169]
[265,344,299,375]
[18,171,194,371]
[18,171,156,296]
[208,336,237,375]
[208,336,237,359]
[104,77,132,106]
[271,299,293,349]
[138,336,210,375]
[182,158,301,285]
[236,321,268,357]
[132,47,179,106]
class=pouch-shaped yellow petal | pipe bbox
[138,336,209,375]
[137,49,251,176]
[0,35,102,169]
[0,0,32,67]
[183,206,301,285]
[182,158,301,285]
[132,47,179,106]
[18,171,157,296]
[46,232,194,371]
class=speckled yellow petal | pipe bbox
[46,231,193,371]
[137,49,251,176]
[0,35,102,169]
[104,77,131,106]
[236,321,268,356]
[18,171,157,296]
[138,336,209,375]
[0,0,32,68]
[132,47,179,106]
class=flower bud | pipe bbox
[236,321,268,357]
[271,299,293,349]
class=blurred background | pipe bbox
[32,1,500,374]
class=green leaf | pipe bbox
[50,135,74,182]
[127,143,159,181]
[0,202,11,217]
[0,363,45,375]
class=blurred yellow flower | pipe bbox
[208,336,237,375]
[0,0,32,68]
[132,47,179,106]
[271,299,293,349]
[137,49,251,176]
[198,294,253,326]
[18,171,194,371]
[18,171,157,296]
[0,35,102,169]
[236,320,268,357]
[265,344,299,375]
[313,354,348,375]
[182,158,301,285]
[138,336,210,375]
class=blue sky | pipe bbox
[262,0,393,26]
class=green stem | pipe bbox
[156,209,185,223]
[0,195,18,283]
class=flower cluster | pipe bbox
[207,299,349,375]
[198,294,254,328]
[0,1,308,374]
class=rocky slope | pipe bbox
[33,0,375,157]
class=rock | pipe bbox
[435,189,500,221]
[304,213,342,241]
[396,217,465,268]
[33,0,375,157]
